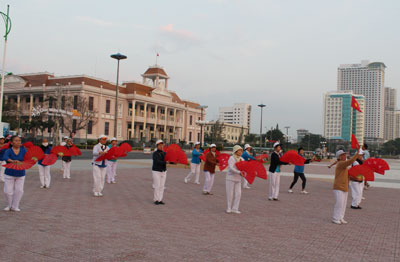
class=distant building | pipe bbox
[204,121,249,144]
[296,129,310,143]
[384,87,400,141]
[323,91,365,144]
[218,103,251,128]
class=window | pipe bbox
[197,133,200,142]
[189,131,192,141]
[39,96,43,103]
[89,97,94,111]
[106,100,111,113]
[118,103,123,118]
[88,120,93,134]
[49,97,54,108]
[190,115,193,125]
[104,122,109,135]
[73,95,78,110]
[72,119,77,132]
[61,96,65,110]
[25,97,30,103]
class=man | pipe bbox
[92,135,109,197]
[268,142,288,201]
[241,144,255,189]
[107,137,118,184]
[38,138,52,188]
[152,140,167,205]
[349,150,364,210]
[184,142,202,184]
[332,150,359,225]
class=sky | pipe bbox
[3,0,400,138]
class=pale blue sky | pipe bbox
[3,0,400,137]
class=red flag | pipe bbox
[351,134,360,149]
[351,96,362,113]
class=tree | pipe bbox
[266,127,285,143]
[245,133,258,144]
[381,139,400,155]
[204,121,225,145]
[300,133,326,151]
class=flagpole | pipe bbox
[0,5,11,137]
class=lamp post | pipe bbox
[284,126,290,151]
[110,52,127,138]
[257,104,266,151]
[0,5,11,136]
[197,105,208,146]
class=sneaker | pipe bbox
[203,191,208,195]
[226,209,232,214]
[94,192,99,197]
[243,186,251,189]
[184,178,188,184]
[40,185,45,189]
[45,186,50,189]
[273,198,279,201]
[288,189,293,193]
[332,220,342,225]
[301,190,308,194]
[3,206,10,211]
[154,201,159,205]
[195,182,200,185]
[107,182,111,184]
[232,210,241,214]
[340,219,348,224]
[158,201,165,205]
[361,197,366,200]
[351,205,361,209]
[208,192,213,195]
[112,181,116,184]
[268,198,273,201]
[98,192,103,197]
[12,208,21,212]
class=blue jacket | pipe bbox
[191,149,203,164]
[0,148,7,161]
[242,151,256,161]
[3,147,27,177]
[293,154,311,173]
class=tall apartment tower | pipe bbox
[337,60,386,141]
[384,87,400,141]
[218,103,252,128]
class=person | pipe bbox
[332,150,359,225]
[361,144,371,189]
[60,136,69,146]
[92,135,109,197]
[288,147,314,194]
[0,136,7,183]
[38,138,52,188]
[268,142,288,201]
[226,145,245,214]
[184,142,202,184]
[241,144,255,189]
[152,140,167,205]
[349,150,364,209]
[3,136,27,212]
[106,137,118,184]
[62,138,73,179]
[203,144,218,195]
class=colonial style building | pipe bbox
[204,121,249,144]
[3,65,205,144]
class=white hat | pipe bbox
[233,145,243,153]
[358,149,365,155]
[209,144,216,148]
[0,136,4,139]
[244,144,251,150]
[156,140,164,145]
[98,134,107,139]
[195,141,201,146]
[63,136,69,139]
[111,137,117,141]
[336,150,346,159]
[273,142,281,148]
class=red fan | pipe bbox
[236,160,267,184]
[178,150,188,165]
[1,142,10,150]
[51,146,72,157]
[363,158,390,175]
[119,142,132,153]
[22,141,34,149]
[165,144,183,164]
[256,154,269,163]
[95,147,117,162]
[200,148,220,161]
[162,145,167,152]
[349,165,374,181]
[69,145,82,156]
[114,147,128,158]
[280,150,306,166]
[24,146,45,162]
[217,153,230,171]
[41,153,58,166]
[3,160,36,170]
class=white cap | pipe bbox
[244,144,251,150]
[156,140,164,145]
[336,150,346,159]
[63,136,69,139]
[273,142,281,148]
[358,149,365,155]
[209,144,216,148]
[111,137,117,141]
[0,136,4,139]
[98,134,107,139]
[195,141,201,146]
[233,145,243,153]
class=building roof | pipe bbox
[142,66,169,79]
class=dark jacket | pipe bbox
[152,149,167,172]
[268,151,288,173]
[62,145,72,162]
[204,152,218,174]
[38,145,52,166]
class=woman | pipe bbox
[62,139,73,179]
[203,144,218,195]
[332,150,358,225]
[3,135,27,212]
[268,142,288,201]
[0,136,7,183]
[241,144,255,189]
[92,135,109,197]
[226,145,245,214]
[152,140,167,205]
[288,147,314,194]
[184,142,202,184]
[349,150,364,210]
[106,137,118,184]
[38,138,52,188]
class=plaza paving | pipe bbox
[1,159,400,262]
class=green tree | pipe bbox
[244,133,258,144]
[204,121,225,145]
[300,134,326,151]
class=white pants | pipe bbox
[0,161,5,182]
[203,171,215,193]
[107,161,118,183]
[93,165,107,194]
[226,179,241,211]
[38,165,51,187]
[152,171,167,202]
[185,163,201,183]
[268,172,280,199]
[333,190,348,222]
[243,177,249,188]
[4,175,25,209]
[62,161,71,178]
[350,181,363,207]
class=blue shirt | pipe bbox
[241,151,256,161]
[38,145,52,166]
[107,144,117,162]
[191,149,203,164]
[0,148,7,161]
[3,147,27,177]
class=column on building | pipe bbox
[130,100,136,140]
[164,106,168,142]
[143,102,148,141]
[29,93,33,121]
[154,104,158,140]
[173,108,177,142]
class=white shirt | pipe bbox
[226,155,244,182]
[92,143,109,165]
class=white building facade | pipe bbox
[218,103,251,128]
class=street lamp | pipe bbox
[110,52,127,138]
[0,5,11,136]
[258,103,266,151]
[197,105,208,146]
[284,126,290,151]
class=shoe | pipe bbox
[94,192,99,197]
[208,192,214,195]
[45,186,50,189]
[40,185,45,189]
[243,186,251,189]
[158,201,165,205]
[195,182,200,184]
[301,190,308,194]
[288,189,293,193]
[98,192,103,197]
[226,209,232,213]
[203,191,208,195]
[332,220,342,225]
[340,219,348,224]
[232,210,241,214]
[107,182,111,184]
[184,178,188,184]
[361,197,366,200]
[154,201,159,205]
[357,206,362,209]
[67,177,71,179]
[351,205,361,209]
[268,198,273,201]
[3,206,10,211]
[112,181,116,184]
[273,198,279,201]
[12,208,21,212]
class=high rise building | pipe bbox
[384,87,400,141]
[323,91,365,144]
[218,103,251,128]
[337,60,386,141]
